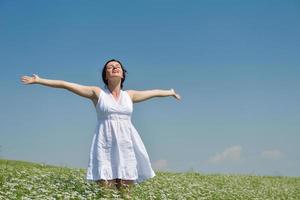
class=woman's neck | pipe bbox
[107,83,121,95]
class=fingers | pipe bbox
[20,75,33,84]
[20,73,40,84]
[21,75,31,80]
[20,76,27,83]
[175,93,181,100]
[170,88,181,100]
[171,89,181,100]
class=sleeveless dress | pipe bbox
[86,88,156,184]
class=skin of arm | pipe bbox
[38,78,98,100]
[22,74,98,100]
[21,74,180,103]
[127,89,180,103]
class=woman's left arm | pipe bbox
[126,88,181,103]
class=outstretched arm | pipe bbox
[20,74,98,100]
[127,89,181,103]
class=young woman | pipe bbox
[20,59,181,197]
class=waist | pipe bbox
[98,113,131,121]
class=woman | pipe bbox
[20,59,181,197]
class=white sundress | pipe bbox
[86,87,156,185]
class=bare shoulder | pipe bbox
[90,86,103,104]
[125,89,135,100]
[90,86,102,94]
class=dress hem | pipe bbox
[86,171,156,185]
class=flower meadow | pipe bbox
[0,159,299,200]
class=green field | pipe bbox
[0,159,299,199]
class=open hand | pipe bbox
[171,88,181,100]
[21,74,40,84]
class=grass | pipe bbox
[0,158,299,199]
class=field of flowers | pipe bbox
[0,159,299,199]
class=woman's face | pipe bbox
[105,61,124,81]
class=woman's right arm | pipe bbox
[20,74,99,100]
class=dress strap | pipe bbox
[96,88,105,105]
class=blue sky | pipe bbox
[0,0,299,177]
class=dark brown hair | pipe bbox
[102,59,128,89]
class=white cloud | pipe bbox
[152,159,168,170]
[208,145,242,164]
[261,149,284,160]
